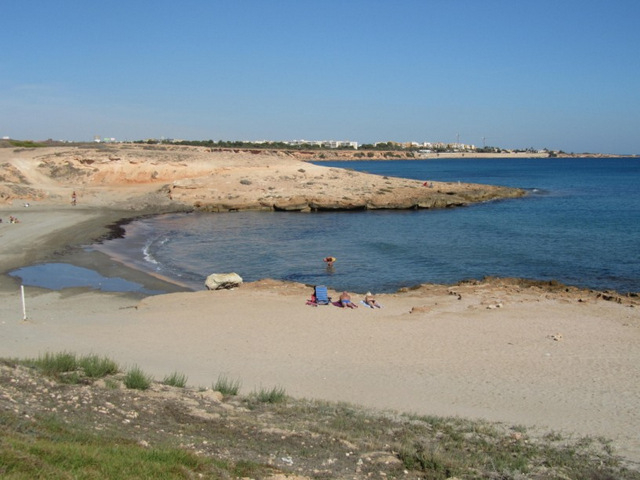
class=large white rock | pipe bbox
[205,272,243,290]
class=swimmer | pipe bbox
[323,256,336,267]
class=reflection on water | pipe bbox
[9,263,163,294]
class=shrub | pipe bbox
[29,351,77,376]
[213,374,242,396]
[255,385,287,404]
[9,140,47,148]
[162,371,188,388]
[124,365,153,390]
[78,355,119,378]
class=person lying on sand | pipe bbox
[339,291,358,308]
[364,292,381,308]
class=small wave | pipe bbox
[525,187,549,195]
[142,237,165,266]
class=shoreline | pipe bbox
[4,204,638,299]
[0,204,192,295]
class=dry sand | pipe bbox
[1,146,639,466]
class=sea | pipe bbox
[11,157,640,294]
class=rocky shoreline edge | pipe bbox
[1,144,526,213]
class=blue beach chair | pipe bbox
[314,285,331,305]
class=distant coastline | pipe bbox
[2,139,635,161]
[297,150,636,161]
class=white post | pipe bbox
[21,285,27,321]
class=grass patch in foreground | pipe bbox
[123,365,153,390]
[213,374,242,396]
[0,412,265,479]
[24,351,78,376]
[3,353,639,480]
[78,354,120,378]
[162,371,188,388]
[253,385,287,404]
[20,352,120,384]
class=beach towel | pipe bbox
[360,300,382,308]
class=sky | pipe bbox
[2,0,639,154]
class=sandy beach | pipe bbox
[1,145,639,466]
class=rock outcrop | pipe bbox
[0,144,526,211]
[205,273,243,290]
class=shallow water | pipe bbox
[9,263,163,295]
[87,157,640,294]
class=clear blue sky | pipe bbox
[2,0,639,154]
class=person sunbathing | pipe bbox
[339,291,358,308]
[364,292,381,308]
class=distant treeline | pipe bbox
[134,138,511,153]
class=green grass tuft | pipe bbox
[254,385,287,404]
[27,351,78,376]
[124,365,153,390]
[162,371,188,388]
[78,354,120,378]
[0,413,240,479]
[213,374,242,396]
[20,352,120,383]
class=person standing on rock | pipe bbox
[71,191,77,206]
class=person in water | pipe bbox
[339,291,358,308]
[323,256,336,267]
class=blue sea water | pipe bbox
[90,157,640,294]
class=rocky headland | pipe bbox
[0,143,525,213]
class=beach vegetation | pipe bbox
[2,354,639,479]
[19,352,120,383]
[0,413,258,479]
[161,371,188,388]
[123,365,153,390]
[25,351,78,376]
[213,374,242,396]
[78,354,120,378]
[8,139,49,148]
[253,385,287,404]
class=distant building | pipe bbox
[94,135,117,143]
[287,139,358,149]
